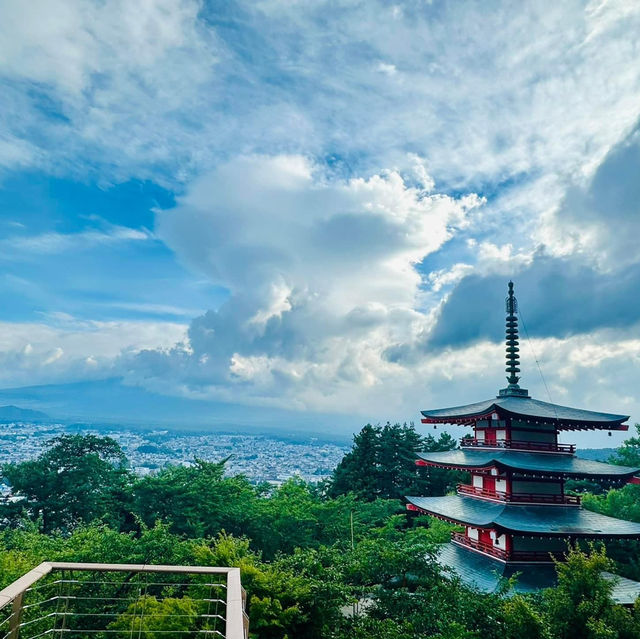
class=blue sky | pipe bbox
[1,0,640,443]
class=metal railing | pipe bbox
[0,563,248,639]
[460,438,575,454]
[457,483,581,505]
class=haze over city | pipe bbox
[1,1,640,446]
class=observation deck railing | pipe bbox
[451,532,563,562]
[460,438,575,454]
[0,562,248,639]
[457,483,581,505]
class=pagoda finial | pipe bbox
[499,281,529,397]
[505,281,520,386]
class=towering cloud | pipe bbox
[127,154,481,410]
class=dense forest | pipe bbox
[1,423,640,638]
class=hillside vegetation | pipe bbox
[1,424,640,639]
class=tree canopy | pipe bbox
[329,423,464,500]
[0,426,639,639]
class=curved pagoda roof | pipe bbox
[421,395,629,430]
[416,449,640,480]
[437,544,639,604]
[406,495,640,537]
[438,543,556,592]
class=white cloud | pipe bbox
[427,263,474,293]
[0,0,220,179]
[114,154,481,408]
[1,0,640,197]
[376,62,397,76]
[0,224,152,257]
[0,319,187,388]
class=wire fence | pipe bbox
[0,563,248,639]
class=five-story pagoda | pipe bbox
[406,282,640,597]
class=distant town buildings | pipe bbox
[0,421,348,487]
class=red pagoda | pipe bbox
[406,282,640,600]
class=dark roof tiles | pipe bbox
[416,449,639,478]
[438,544,640,604]
[421,395,628,427]
[407,495,640,537]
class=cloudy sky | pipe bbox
[1,0,640,442]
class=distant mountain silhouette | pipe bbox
[0,405,50,422]
[577,448,618,462]
[0,378,355,441]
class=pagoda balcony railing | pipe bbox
[0,562,248,639]
[451,532,508,560]
[457,483,581,505]
[460,438,575,454]
[452,532,564,562]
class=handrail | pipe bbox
[452,532,563,562]
[451,532,507,560]
[457,484,580,505]
[0,563,248,639]
[460,438,575,454]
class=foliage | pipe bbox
[543,544,638,639]
[109,596,199,638]
[502,595,548,639]
[132,458,257,539]
[1,432,640,638]
[581,424,640,581]
[329,423,464,501]
[610,424,640,468]
[1,434,132,533]
[583,485,640,524]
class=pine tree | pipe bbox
[329,424,381,499]
[330,423,461,500]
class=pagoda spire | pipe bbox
[499,281,529,397]
[505,281,520,385]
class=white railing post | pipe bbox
[225,568,246,639]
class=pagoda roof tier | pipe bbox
[421,395,628,431]
[437,544,640,604]
[406,495,640,537]
[438,542,555,593]
[416,449,639,480]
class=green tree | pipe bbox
[330,423,460,501]
[543,544,638,639]
[330,424,381,499]
[610,424,640,467]
[503,595,548,639]
[109,596,200,638]
[1,434,132,533]
[132,458,257,539]
[250,478,400,558]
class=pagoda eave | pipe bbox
[415,450,640,481]
[409,503,640,539]
[406,495,640,538]
[437,544,640,604]
[421,415,629,432]
[421,396,629,431]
